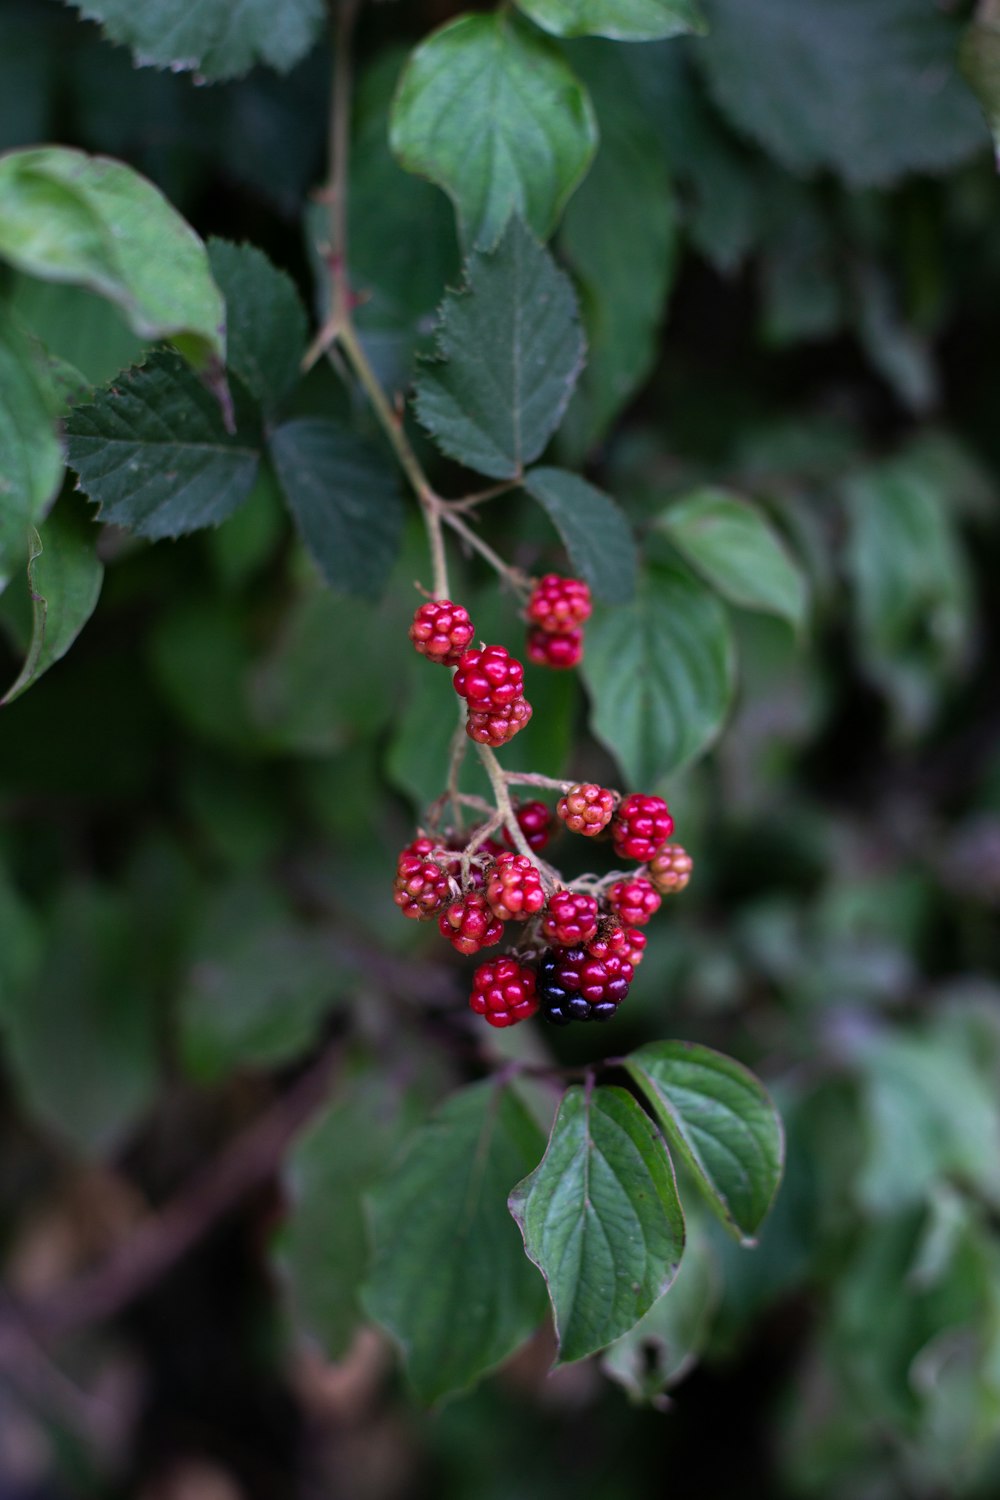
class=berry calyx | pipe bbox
[485,852,545,922]
[409,599,475,665]
[503,800,552,854]
[526,574,592,634]
[557,783,617,837]
[392,845,452,920]
[612,793,674,863]
[438,893,504,956]
[542,889,599,947]
[648,844,694,895]
[537,946,632,1025]
[453,644,525,710]
[469,957,539,1028]
[607,877,662,928]
[526,625,583,671]
[465,696,533,747]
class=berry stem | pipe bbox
[440,510,529,595]
[477,745,560,888]
[503,773,576,793]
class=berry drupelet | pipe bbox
[612,793,674,863]
[408,599,475,665]
[503,800,553,854]
[453,644,525,710]
[469,957,539,1028]
[465,696,533,747]
[648,843,694,895]
[392,842,452,920]
[526,625,584,671]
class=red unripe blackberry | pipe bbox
[585,918,628,963]
[526,625,584,670]
[537,945,632,1025]
[612,793,674,863]
[557,782,616,837]
[526,574,592,634]
[607,877,661,927]
[409,599,475,665]
[469,957,539,1028]
[542,889,599,947]
[465,696,532,747]
[453,644,524,710]
[438,893,504,955]
[648,843,693,895]
[503,800,552,854]
[622,927,647,968]
[486,853,545,922]
[393,847,452,920]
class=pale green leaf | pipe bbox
[0,304,63,580]
[390,12,598,248]
[523,467,636,603]
[517,0,705,42]
[2,503,103,704]
[509,1086,685,1364]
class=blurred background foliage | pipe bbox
[2,0,1000,1497]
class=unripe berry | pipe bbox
[453,644,524,710]
[503,800,552,854]
[392,847,452,920]
[607,877,661,928]
[409,599,475,665]
[542,889,599,947]
[621,927,647,968]
[526,625,583,671]
[585,918,629,963]
[438,893,504,955]
[526,574,592,634]
[648,844,693,895]
[612,793,674,863]
[537,945,632,1025]
[486,853,546,922]
[469,957,539,1028]
[557,783,616,837]
[465,696,533,747]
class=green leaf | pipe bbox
[364,1080,548,1404]
[517,0,705,42]
[523,468,636,603]
[60,0,326,82]
[414,218,584,481]
[207,239,307,411]
[509,1086,685,1364]
[0,304,63,579]
[696,0,988,187]
[2,502,103,705]
[5,272,146,389]
[582,562,735,785]
[65,352,260,539]
[0,148,226,377]
[842,457,972,733]
[268,418,404,599]
[624,1042,784,1243]
[559,43,678,455]
[390,12,598,249]
[962,2,1000,152]
[658,487,808,631]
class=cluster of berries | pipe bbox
[409,596,531,748]
[392,788,693,1030]
[524,573,592,671]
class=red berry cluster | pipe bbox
[408,599,533,749]
[525,574,591,671]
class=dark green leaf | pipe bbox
[658,487,808,631]
[390,13,598,248]
[625,1041,784,1243]
[269,418,404,599]
[2,502,103,704]
[65,352,260,539]
[509,1085,685,1364]
[582,562,735,785]
[518,0,705,43]
[415,218,584,480]
[60,0,326,82]
[696,0,988,187]
[0,304,63,578]
[207,239,307,410]
[523,468,636,603]
[365,1080,548,1404]
[0,148,226,374]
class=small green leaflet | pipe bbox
[60,0,326,81]
[624,1042,785,1244]
[65,352,260,539]
[415,219,585,481]
[207,240,306,413]
[0,148,226,380]
[582,562,735,786]
[523,468,636,603]
[517,0,706,42]
[2,503,103,705]
[364,1080,548,1404]
[509,1085,685,1365]
[268,419,404,600]
[658,487,808,631]
[390,12,598,249]
[0,304,64,579]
